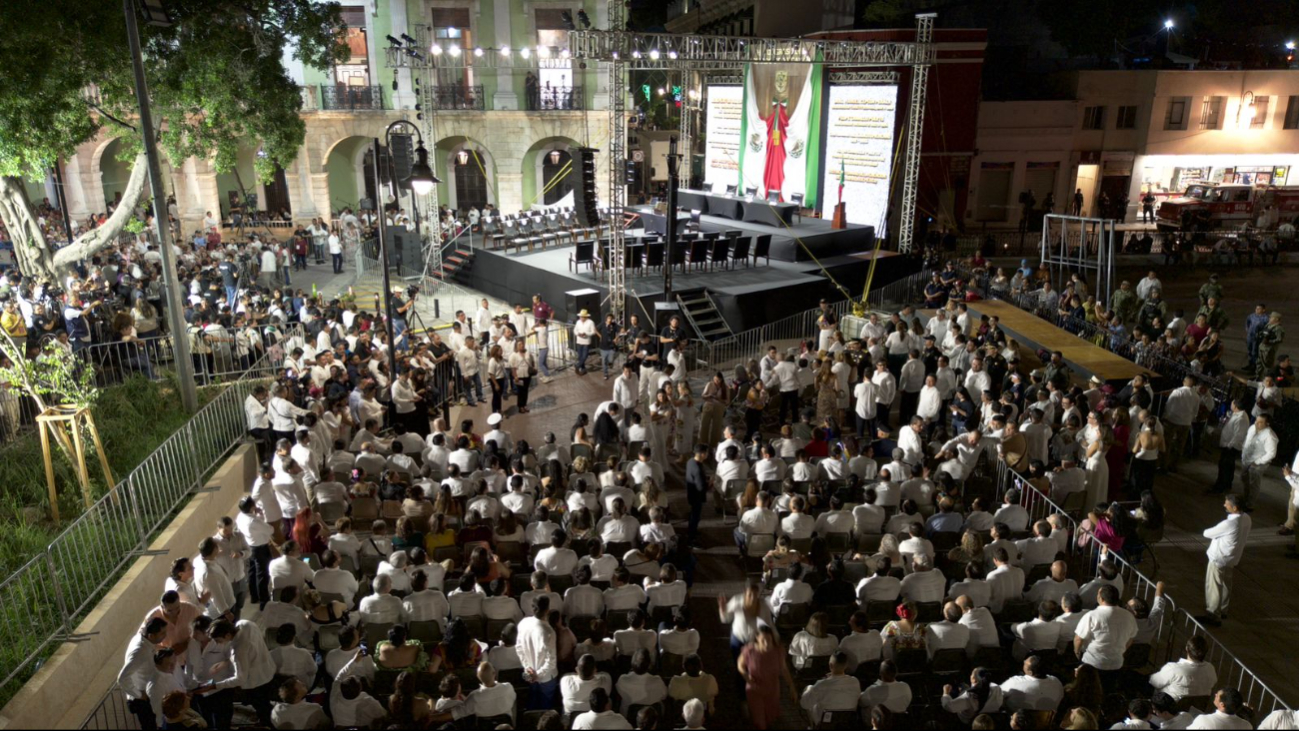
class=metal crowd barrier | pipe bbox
[687,298,856,379]
[992,461,1292,714]
[0,353,283,705]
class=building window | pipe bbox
[1082,106,1105,130]
[1285,96,1299,129]
[334,6,370,86]
[431,7,472,88]
[1249,95,1270,129]
[534,8,575,105]
[1165,97,1189,130]
[1199,96,1224,130]
[1116,105,1137,129]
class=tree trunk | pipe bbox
[0,177,55,279]
[51,152,150,271]
[0,151,150,281]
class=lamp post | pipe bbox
[123,0,197,412]
[373,120,438,383]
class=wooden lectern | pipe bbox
[831,202,847,230]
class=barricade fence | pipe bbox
[948,265,1298,463]
[992,461,1291,714]
[0,349,284,706]
[687,298,856,379]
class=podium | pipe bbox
[831,202,847,230]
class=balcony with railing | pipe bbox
[527,85,584,111]
[318,84,385,111]
[427,85,485,111]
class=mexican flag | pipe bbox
[837,158,845,204]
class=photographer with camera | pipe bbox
[389,285,417,352]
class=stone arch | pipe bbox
[435,136,498,211]
[523,136,583,210]
[323,135,376,213]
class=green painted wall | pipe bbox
[326,138,366,210]
[100,139,131,209]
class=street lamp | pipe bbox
[374,120,440,383]
[1163,19,1174,30]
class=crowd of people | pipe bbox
[101,243,1299,731]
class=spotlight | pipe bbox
[576,10,591,29]
[1288,41,1296,50]
[538,45,550,58]
[668,50,678,59]
[500,46,511,55]
[431,44,443,56]
[474,47,484,57]
[520,47,531,59]
[1164,19,1174,29]
[632,50,642,59]
[561,48,570,58]
[560,10,576,31]
[448,44,462,57]
[386,35,402,47]
[649,48,661,60]
[657,87,665,95]
[400,33,417,46]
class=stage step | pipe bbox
[440,248,478,284]
[676,289,733,342]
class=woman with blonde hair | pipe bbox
[947,529,984,565]
[638,477,664,512]
[789,612,838,669]
[814,360,840,423]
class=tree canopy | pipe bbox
[0,0,348,276]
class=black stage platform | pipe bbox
[462,241,920,333]
[631,205,874,263]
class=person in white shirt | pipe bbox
[947,562,992,608]
[1024,560,1077,606]
[955,595,999,656]
[735,492,778,553]
[658,609,701,657]
[1214,399,1249,495]
[615,649,668,715]
[1201,494,1251,626]
[853,372,879,439]
[899,553,945,604]
[1238,414,1277,511]
[838,612,883,673]
[858,660,913,713]
[404,570,451,629]
[268,623,318,691]
[450,661,518,724]
[940,667,1003,725]
[871,360,897,430]
[1017,521,1061,570]
[813,497,855,539]
[120,619,169,728]
[209,619,278,724]
[572,687,632,730]
[561,654,614,714]
[1012,601,1063,661]
[271,677,330,730]
[771,562,814,614]
[993,489,1030,532]
[800,651,862,721]
[857,558,902,604]
[312,550,359,606]
[194,538,236,620]
[359,574,407,625]
[1073,584,1138,672]
[1150,635,1218,702]
[1187,688,1253,730]
[267,540,314,596]
[516,595,560,709]
[644,564,687,614]
[925,602,972,658]
[753,444,786,484]
[789,612,839,670]
[986,547,1024,613]
[332,676,387,729]
[1001,655,1064,712]
[782,496,816,540]
[852,490,886,536]
[534,529,580,577]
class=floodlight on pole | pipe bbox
[1164,19,1174,29]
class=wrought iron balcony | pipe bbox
[427,85,485,111]
[319,84,385,111]
[527,85,584,111]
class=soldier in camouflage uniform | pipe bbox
[1109,280,1139,325]
[1197,273,1223,307]
[1196,297,1229,333]
[1257,312,1285,380]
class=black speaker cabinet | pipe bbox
[565,288,601,321]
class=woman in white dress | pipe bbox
[831,351,851,416]
[649,387,676,463]
[673,380,697,463]
[1081,410,1111,508]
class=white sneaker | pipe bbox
[541,376,554,384]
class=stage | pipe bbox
[460,239,919,334]
[964,300,1149,383]
[631,205,875,263]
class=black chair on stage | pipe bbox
[731,236,752,268]
[645,242,665,273]
[790,192,804,223]
[670,239,689,272]
[687,238,711,271]
[709,234,733,271]
[725,184,738,195]
[752,233,772,266]
[569,240,596,274]
[597,240,611,272]
[688,209,702,233]
[702,230,720,242]
[744,186,758,197]
[626,244,644,274]
[766,190,780,203]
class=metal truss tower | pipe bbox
[897,13,935,254]
[605,0,628,318]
